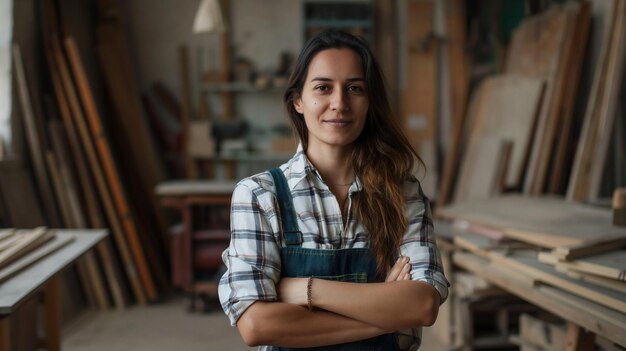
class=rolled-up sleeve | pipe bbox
[218,182,282,325]
[399,181,450,303]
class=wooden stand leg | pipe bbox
[43,276,61,351]
[566,322,595,351]
[0,315,10,351]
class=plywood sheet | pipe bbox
[453,137,511,202]
[438,195,626,248]
[466,75,545,189]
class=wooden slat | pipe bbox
[490,250,626,313]
[12,45,60,227]
[539,250,626,282]
[50,38,146,304]
[453,252,626,347]
[438,195,626,248]
[587,1,626,201]
[567,1,619,201]
[64,37,157,301]
[0,235,74,284]
[554,235,626,260]
[178,45,197,179]
[46,149,109,309]
[548,3,591,193]
[0,228,51,269]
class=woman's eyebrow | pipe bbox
[310,77,366,82]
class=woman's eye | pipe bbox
[315,85,330,92]
[348,85,364,93]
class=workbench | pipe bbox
[0,229,107,351]
[156,180,237,305]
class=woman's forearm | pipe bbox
[312,279,440,331]
[237,301,389,347]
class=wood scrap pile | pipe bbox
[0,228,75,284]
[434,0,626,206]
[437,195,626,347]
[4,0,170,309]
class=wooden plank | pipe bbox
[554,235,626,260]
[518,314,566,351]
[178,45,197,179]
[94,4,168,291]
[548,2,592,193]
[0,235,74,284]
[402,0,437,154]
[453,252,626,347]
[49,38,146,305]
[587,0,626,201]
[0,228,51,269]
[438,195,626,248]
[557,267,626,295]
[12,45,61,227]
[539,250,626,282]
[64,37,157,301]
[463,75,545,190]
[41,4,129,307]
[490,250,626,313]
[45,149,109,309]
[437,83,482,206]
[565,322,595,351]
[567,1,619,201]
[453,137,511,202]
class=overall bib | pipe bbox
[269,168,399,351]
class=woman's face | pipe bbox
[294,48,369,154]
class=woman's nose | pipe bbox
[330,89,348,111]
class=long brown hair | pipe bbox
[284,30,423,276]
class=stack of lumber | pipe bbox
[0,228,75,284]
[437,1,626,205]
[438,195,626,347]
[6,0,169,309]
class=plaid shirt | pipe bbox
[219,147,450,337]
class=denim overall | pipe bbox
[269,168,399,351]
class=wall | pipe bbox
[127,0,302,140]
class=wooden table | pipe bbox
[156,181,236,303]
[0,230,107,351]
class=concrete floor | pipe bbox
[62,295,447,350]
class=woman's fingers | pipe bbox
[386,256,411,282]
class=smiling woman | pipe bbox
[219,29,449,351]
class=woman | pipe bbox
[219,29,449,350]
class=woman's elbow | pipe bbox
[237,314,263,346]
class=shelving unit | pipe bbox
[303,0,374,42]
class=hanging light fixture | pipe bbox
[193,0,226,33]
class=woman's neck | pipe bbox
[306,144,355,186]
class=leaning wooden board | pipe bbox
[64,37,157,301]
[50,37,146,304]
[437,195,626,248]
[462,75,545,190]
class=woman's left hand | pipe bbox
[276,277,308,306]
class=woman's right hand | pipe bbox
[385,256,411,282]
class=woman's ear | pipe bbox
[293,94,304,114]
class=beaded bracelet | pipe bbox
[307,276,314,311]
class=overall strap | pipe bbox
[269,168,302,246]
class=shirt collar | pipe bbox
[285,143,362,192]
